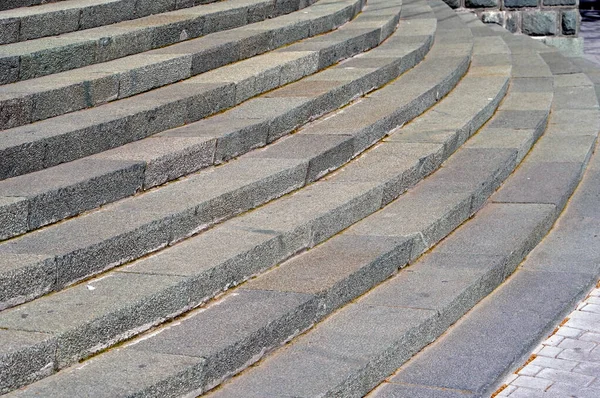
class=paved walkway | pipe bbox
[496,13,600,397]
[499,285,600,397]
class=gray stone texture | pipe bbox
[130,289,317,386]
[522,11,558,36]
[0,159,145,231]
[481,11,504,26]
[0,197,28,240]
[466,0,498,7]
[209,305,438,398]
[0,0,317,83]
[504,0,538,7]
[492,161,583,210]
[391,270,593,395]
[0,329,56,394]
[8,348,206,398]
[562,10,579,36]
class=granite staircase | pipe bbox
[0,0,599,396]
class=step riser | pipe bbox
[0,0,222,44]
[0,0,359,130]
[0,1,385,181]
[0,11,430,241]
[24,60,514,398]
[1,36,513,394]
[0,0,319,85]
[0,3,431,312]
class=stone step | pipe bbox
[0,0,221,44]
[368,30,600,398]
[0,0,462,312]
[0,0,397,182]
[0,0,315,84]
[0,0,483,393]
[0,0,425,241]
[0,0,364,130]
[187,15,563,398]
[1,0,66,12]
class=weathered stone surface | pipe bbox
[522,12,557,36]
[130,289,317,385]
[8,348,206,398]
[209,305,437,398]
[0,272,188,367]
[0,329,56,395]
[492,161,583,209]
[0,254,56,311]
[466,0,497,7]
[391,270,593,395]
[561,10,578,36]
[0,197,28,241]
[245,234,413,311]
[0,159,146,230]
[481,11,503,26]
[504,0,537,7]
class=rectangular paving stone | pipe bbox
[554,86,599,110]
[492,161,584,210]
[499,92,553,111]
[331,142,446,204]
[122,226,284,279]
[510,77,554,92]
[488,110,549,130]
[361,252,508,329]
[464,128,537,163]
[209,305,437,398]
[346,187,473,259]
[434,203,556,268]
[520,216,600,275]
[524,136,596,164]
[245,234,413,311]
[0,158,146,230]
[247,133,354,182]
[8,348,206,398]
[230,180,383,249]
[91,136,216,189]
[129,289,317,386]
[0,271,188,367]
[416,148,517,210]
[391,269,594,395]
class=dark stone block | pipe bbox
[466,0,497,7]
[504,0,537,7]
[562,10,578,36]
[522,11,557,36]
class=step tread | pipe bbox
[0,0,309,83]
[0,0,223,44]
[0,0,391,181]
[0,0,432,309]
[369,42,600,398]
[0,2,513,395]
[193,14,564,398]
[0,0,486,393]
[0,0,366,130]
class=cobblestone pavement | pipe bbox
[499,285,600,397]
